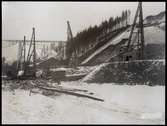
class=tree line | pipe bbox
[66,9,131,60]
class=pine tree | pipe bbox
[109,17,114,32]
[125,10,128,26]
[128,9,131,25]
[121,11,125,27]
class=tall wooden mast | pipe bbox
[33,27,36,77]
[67,21,77,67]
[126,2,145,60]
[67,21,73,41]
[23,36,26,73]
[24,27,36,77]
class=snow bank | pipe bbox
[82,63,108,82]
[144,26,165,45]
[82,60,165,85]
[61,82,165,123]
[2,83,165,124]
[158,22,165,30]
[141,112,163,120]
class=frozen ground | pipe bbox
[2,81,165,124]
[144,26,165,45]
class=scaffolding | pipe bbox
[126,2,145,60]
[17,28,36,78]
[66,21,78,68]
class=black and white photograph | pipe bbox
[2,1,165,124]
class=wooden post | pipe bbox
[139,2,145,59]
[127,3,140,52]
[137,29,140,59]
[23,36,26,74]
[33,27,36,77]
[16,41,22,74]
[67,21,77,67]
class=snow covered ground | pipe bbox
[2,81,165,124]
[144,26,165,45]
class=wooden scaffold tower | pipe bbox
[66,21,78,68]
[17,27,36,78]
[126,2,145,60]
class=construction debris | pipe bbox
[36,84,104,102]
[2,79,104,102]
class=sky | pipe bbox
[2,2,165,41]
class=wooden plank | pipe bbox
[35,85,104,102]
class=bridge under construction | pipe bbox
[3,2,164,81]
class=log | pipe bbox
[36,85,104,102]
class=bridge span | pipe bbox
[2,39,66,43]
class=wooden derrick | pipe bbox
[126,2,145,60]
[17,28,36,79]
